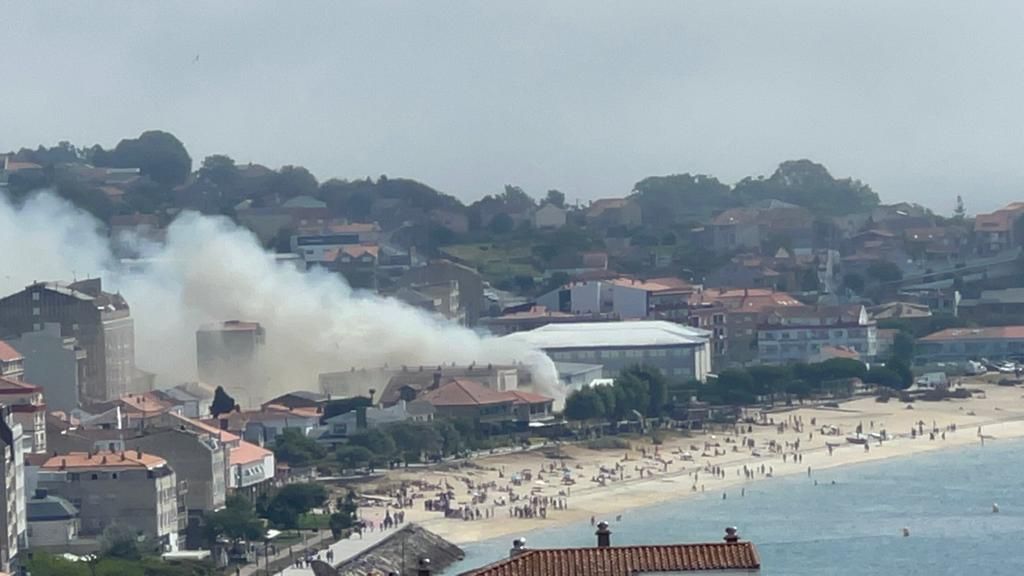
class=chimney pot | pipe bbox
[596,521,611,547]
[136,448,142,459]
[417,557,432,576]
[724,526,740,543]
[510,537,528,557]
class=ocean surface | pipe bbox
[444,439,1024,575]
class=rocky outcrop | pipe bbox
[311,524,464,576]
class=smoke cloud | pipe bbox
[0,192,558,404]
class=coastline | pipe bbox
[361,380,1024,546]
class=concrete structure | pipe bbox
[532,203,567,229]
[505,321,712,381]
[26,489,79,549]
[37,450,178,550]
[0,406,25,574]
[0,377,45,454]
[5,323,85,412]
[554,362,605,391]
[168,416,274,499]
[758,305,878,364]
[196,320,265,408]
[395,280,464,324]
[536,277,695,320]
[917,326,1024,362]
[959,288,1024,326]
[0,280,135,402]
[398,260,484,326]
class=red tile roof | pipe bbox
[0,376,40,395]
[461,543,760,575]
[41,450,167,471]
[504,390,553,405]
[230,440,273,466]
[0,341,22,362]
[420,378,512,407]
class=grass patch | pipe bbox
[297,514,331,531]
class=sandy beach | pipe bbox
[352,377,1024,546]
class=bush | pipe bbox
[585,437,631,450]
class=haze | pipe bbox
[4,1,1024,213]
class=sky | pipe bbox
[4,1,1024,214]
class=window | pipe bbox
[31,292,40,301]
[32,307,40,316]
[90,474,98,480]
[112,473,118,479]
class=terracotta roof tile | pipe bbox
[229,440,272,466]
[0,376,40,394]
[41,450,167,471]
[504,390,553,405]
[420,378,511,407]
[0,341,22,362]
[461,542,760,575]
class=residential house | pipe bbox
[235,205,332,246]
[37,450,178,551]
[263,391,329,411]
[208,404,322,446]
[395,281,464,324]
[418,379,553,425]
[690,288,803,366]
[0,279,136,402]
[585,198,642,228]
[903,226,966,263]
[532,203,567,229]
[710,201,814,254]
[399,260,484,326]
[379,364,522,406]
[290,222,382,264]
[166,416,273,500]
[758,305,878,364]
[460,524,760,575]
[869,301,932,323]
[478,305,580,336]
[917,326,1024,362]
[150,383,214,419]
[974,202,1024,255]
[0,406,26,574]
[26,489,79,550]
[0,343,23,381]
[504,321,712,381]
[196,320,265,408]
[0,377,45,454]
[320,400,434,441]
[324,244,379,290]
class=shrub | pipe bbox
[585,437,631,450]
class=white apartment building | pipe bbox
[757,305,877,364]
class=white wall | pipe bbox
[610,285,649,319]
[570,282,602,314]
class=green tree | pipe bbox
[198,154,239,188]
[210,386,237,418]
[864,366,902,389]
[25,553,90,576]
[866,260,903,284]
[272,428,326,467]
[545,189,566,208]
[893,331,915,363]
[564,388,605,421]
[733,159,879,217]
[488,212,515,234]
[885,357,914,390]
[265,483,328,529]
[204,495,264,545]
[954,195,966,220]
[632,173,734,225]
[329,490,359,538]
[273,165,319,199]
[102,130,192,186]
[101,524,142,560]
[618,365,669,416]
[348,428,396,458]
[387,421,442,463]
[336,445,374,471]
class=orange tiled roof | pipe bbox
[0,376,40,394]
[0,341,22,362]
[504,390,553,405]
[420,378,511,407]
[115,393,172,415]
[461,542,761,576]
[229,440,272,466]
[920,326,1024,341]
[168,413,240,443]
[41,450,167,471]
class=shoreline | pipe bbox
[361,381,1024,546]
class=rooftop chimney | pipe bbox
[135,448,142,459]
[724,527,740,543]
[509,537,528,558]
[417,557,432,576]
[431,370,442,390]
[596,521,611,548]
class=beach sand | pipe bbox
[351,378,1024,545]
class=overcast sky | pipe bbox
[4,1,1024,213]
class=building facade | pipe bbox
[196,321,265,408]
[6,323,86,412]
[0,406,26,574]
[916,326,1024,362]
[37,450,178,550]
[0,280,135,402]
[758,305,878,364]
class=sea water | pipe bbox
[444,439,1024,575]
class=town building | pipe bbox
[0,343,23,381]
[0,377,45,454]
[916,326,1024,363]
[323,244,380,290]
[290,222,382,264]
[4,323,86,412]
[395,280,464,324]
[418,379,553,426]
[320,400,434,442]
[553,362,605,391]
[25,489,80,551]
[536,276,695,319]
[690,288,804,366]
[379,364,522,406]
[585,198,642,228]
[478,305,586,336]
[0,279,136,402]
[0,406,26,574]
[758,305,878,364]
[196,320,265,408]
[958,288,1024,326]
[460,524,760,575]
[973,202,1024,255]
[37,450,179,551]
[532,203,567,229]
[168,416,274,500]
[399,260,484,326]
[505,321,712,381]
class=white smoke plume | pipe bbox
[0,191,559,404]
